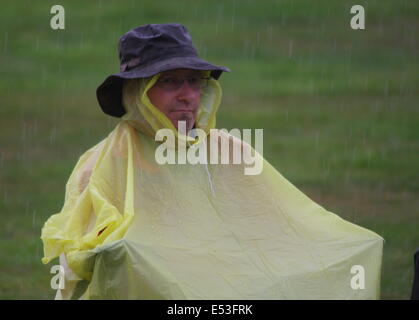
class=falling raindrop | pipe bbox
[25,200,29,219]
[80,32,84,50]
[266,25,273,44]
[344,170,352,185]
[18,280,24,294]
[231,0,236,31]
[363,73,369,90]
[3,31,8,53]
[50,124,57,145]
[32,210,37,229]
[6,84,10,100]
[384,80,389,96]
[325,161,330,179]
[309,79,314,94]
[280,12,287,27]
[329,80,334,93]
[60,104,65,121]
[36,241,40,260]
[55,32,61,51]
[288,40,293,58]
[378,19,384,36]
[21,120,27,144]
[41,67,47,88]
[352,146,358,163]
[315,131,320,148]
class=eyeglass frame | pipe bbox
[154,75,212,91]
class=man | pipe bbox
[41,23,383,300]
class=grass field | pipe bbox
[0,0,418,299]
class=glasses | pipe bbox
[155,75,211,91]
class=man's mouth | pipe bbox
[171,109,195,112]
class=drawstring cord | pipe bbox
[189,128,216,198]
[205,162,216,198]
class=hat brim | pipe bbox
[96,56,230,118]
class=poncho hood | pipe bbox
[120,71,221,148]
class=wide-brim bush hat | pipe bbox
[96,23,230,117]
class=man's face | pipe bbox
[147,68,202,133]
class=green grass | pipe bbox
[0,0,418,299]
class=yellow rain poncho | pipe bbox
[41,74,383,300]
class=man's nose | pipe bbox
[176,80,199,100]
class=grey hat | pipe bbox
[96,23,230,117]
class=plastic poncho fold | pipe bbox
[41,73,383,299]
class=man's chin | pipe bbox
[172,117,196,133]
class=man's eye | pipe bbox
[188,77,201,84]
[160,78,177,84]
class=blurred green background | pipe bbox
[0,0,418,299]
